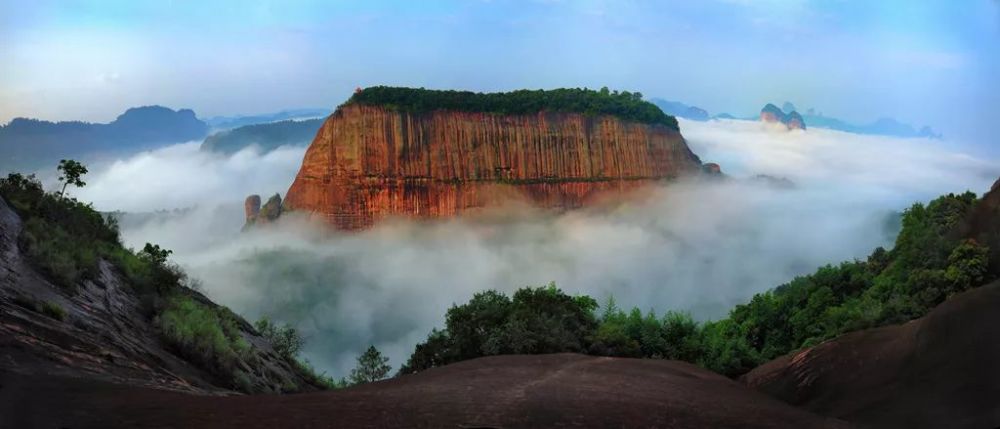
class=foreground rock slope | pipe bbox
[742,178,1000,429]
[0,196,317,395]
[743,280,1000,429]
[2,353,848,429]
[284,88,705,230]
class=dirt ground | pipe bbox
[1,353,847,429]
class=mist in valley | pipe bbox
[78,119,998,377]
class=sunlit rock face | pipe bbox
[284,104,704,230]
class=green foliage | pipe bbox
[103,242,185,298]
[41,301,67,321]
[346,86,679,131]
[255,317,348,391]
[400,328,453,374]
[295,358,348,390]
[944,239,990,293]
[504,284,599,354]
[255,316,305,358]
[156,294,252,387]
[697,191,995,376]
[56,159,88,197]
[349,345,392,385]
[589,303,704,361]
[1,172,119,288]
[401,191,997,379]
[1,165,327,394]
[401,282,599,374]
[139,243,172,266]
[10,293,67,322]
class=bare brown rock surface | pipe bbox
[1,353,849,429]
[284,105,703,229]
[742,281,1000,429]
[244,194,261,222]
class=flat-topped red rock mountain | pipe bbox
[283,87,705,230]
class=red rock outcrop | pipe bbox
[245,194,261,222]
[243,194,283,230]
[285,104,704,230]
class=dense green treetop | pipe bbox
[343,86,679,131]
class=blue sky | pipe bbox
[2,0,999,153]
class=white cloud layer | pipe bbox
[75,142,305,212]
[92,119,998,377]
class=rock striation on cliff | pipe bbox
[283,88,706,230]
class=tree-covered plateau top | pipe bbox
[344,86,679,131]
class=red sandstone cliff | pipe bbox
[284,104,704,229]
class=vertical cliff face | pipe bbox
[285,104,703,230]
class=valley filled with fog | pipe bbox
[72,119,998,376]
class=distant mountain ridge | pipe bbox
[652,96,941,138]
[760,103,806,130]
[200,118,325,155]
[801,113,941,139]
[650,98,710,121]
[205,108,330,130]
[0,106,208,172]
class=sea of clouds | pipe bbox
[69,120,998,377]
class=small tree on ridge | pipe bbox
[349,345,392,385]
[57,159,88,197]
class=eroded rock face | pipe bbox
[243,194,281,230]
[258,194,282,224]
[285,105,704,230]
[245,194,261,222]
